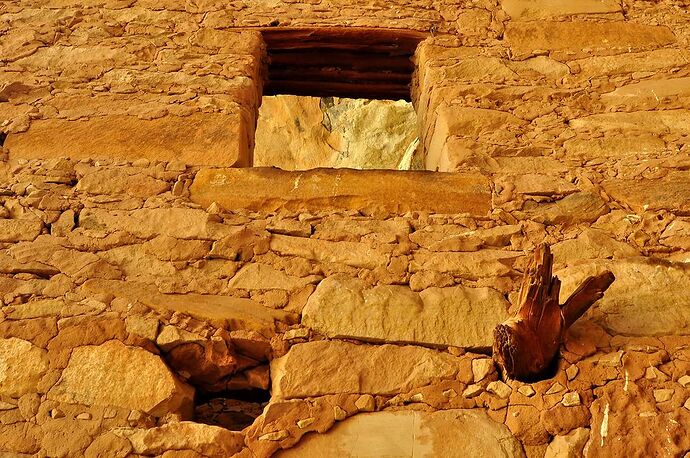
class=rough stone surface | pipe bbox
[47,341,194,417]
[190,168,492,215]
[115,422,244,457]
[255,95,420,170]
[302,275,509,349]
[557,259,690,336]
[0,338,49,398]
[278,410,525,457]
[271,341,466,399]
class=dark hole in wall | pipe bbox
[0,132,6,147]
[195,389,271,431]
[260,28,427,101]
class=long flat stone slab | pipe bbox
[80,279,295,336]
[190,167,492,216]
[271,340,467,399]
[6,113,250,166]
[557,258,690,336]
[278,410,524,458]
[302,275,509,349]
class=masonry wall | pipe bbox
[1,0,690,457]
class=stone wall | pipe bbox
[1,0,690,457]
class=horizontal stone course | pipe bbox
[190,167,493,216]
[302,275,509,349]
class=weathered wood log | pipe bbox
[492,243,615,381]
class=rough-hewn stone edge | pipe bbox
[189,167,492,216]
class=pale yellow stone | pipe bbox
[254,95,419,171]
[557,259,690,336]
[545,427,590,458]
[518,386,536,397]
[277,410,523,458]
[115,422,244,456]
[228,263,320,291]
[125,316,159,341]
[271,341,466,399]
[472,358,494,383]
[302,275,510,349]
[487,381,512,399]
[653,389,674,403]
[546,382,565,395]
[333,406,347,421]
[48,341,194,417]
[463,384,483,399]
[0,338,49,398]
[501,0,621,20]
[259,430,290,441]
[566,365,579,381]
[297,418,316,429]
[678,375,690,388]
[562,392,581,407]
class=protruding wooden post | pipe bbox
[493,243,615,381]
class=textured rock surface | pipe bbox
[254,95,420,170]
[278,410,524,457]
[0,338,49,397]
[190,167,492,215]
[48,341,194,417]
[557,259,690,335]
[302,275,509,349]
[271,341,466,399]
[2,0,690,456]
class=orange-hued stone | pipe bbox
[6,113,250,166]
[190,167,492,215]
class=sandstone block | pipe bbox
[302,275,509,349]
[0,219,43,242]
[271,341,466,399]
[6,113,251,166]
[601,76,690,109]
[229,263,321,291]
[426,105,527,171]
[602,171,690,215]
[522,192,609,226]
[563,136,666,161]
[277,410,524,457]
[0,338,49,398]
[544,427,589,458]
[501,0,621,19]
[79,208,233,240]
[115,422,244,457]
[411,249,522,279]
[80,279,295,335]
[557,258,690,336]
[48,341,194,417]
[551,229,638,266]
[76,168,170,197]
[190,167,492,216]
[269,234,390,270]
[570,110,690,135]
[505,22,676,59]
[570,49,690,78]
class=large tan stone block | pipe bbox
[190,168,492,216]
[269,234,390,269]
[0,338,49,398]
[601,76,690,109]
[302,275,509,349]
[80,279,294,335]
[6,113,250,166]
[271,341,466,399]
[114,422,244,457]
[78,207,233,240]
[501,0,621,19]
[411,249,523,279]
[570,110,690,135]
[602,171,690,215]
[557,258,690,336]
[48,341,194,417]
[278,410,525,458]
[505,22,676,59]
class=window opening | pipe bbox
[255,28,426,171]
